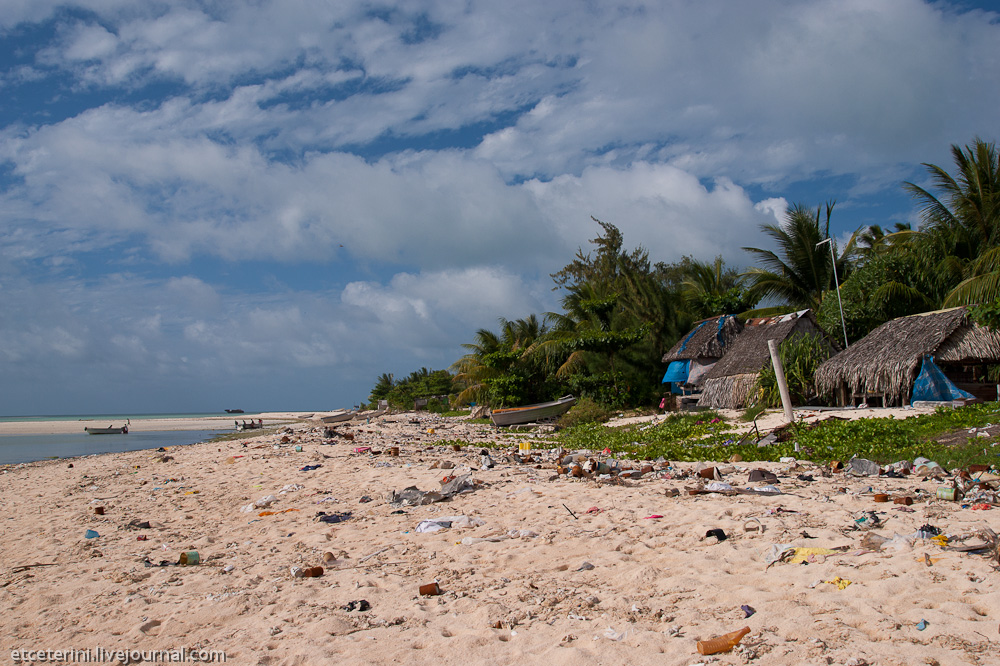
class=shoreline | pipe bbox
[0,412,319,436]
[0,404,936,436]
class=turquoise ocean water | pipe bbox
[0,412,254,465]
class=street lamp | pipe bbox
[817,238,849,349]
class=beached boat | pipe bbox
[352,407,387,420]
[319,410,355,424]
[489,395,576,426]
[84,424,128,434]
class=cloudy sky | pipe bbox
[1,0,997,415]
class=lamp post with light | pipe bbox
[816,237,849,349]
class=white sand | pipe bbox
[0,410,996,665]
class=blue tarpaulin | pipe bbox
[677,322,706,353]
[662,360,690,384]
[911,355,974,402]
[716,314,732,345]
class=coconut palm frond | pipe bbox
[945,272,1000,307]
[554,350,588,378]
[869,281,935,311]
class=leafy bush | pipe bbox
[741,403,767,422]
[424,397,450,414]
[566,371,642,409]
[558,397,612,428]
[755,333,832,407]
[971,300,1000,331]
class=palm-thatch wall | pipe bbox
[697,310,832,409]
[662,315,744,363]
[815,306,1000,406]
[697,373,759,410]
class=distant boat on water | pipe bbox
[490,395,576,426]
[225,409,244,414]
[84,423,129,434]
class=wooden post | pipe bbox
[767,339,794,424]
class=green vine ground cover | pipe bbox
[468,403,1000,468]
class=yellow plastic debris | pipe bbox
[825,577,852,590]
[787,547,840,564]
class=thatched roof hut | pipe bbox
[662,315,744,363]
[815,306,1000,406]
[697,309,833,409]
[661,315,743,390]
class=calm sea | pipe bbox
[0,412,253,465]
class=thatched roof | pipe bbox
[701,309,829,380]
[662,315,743,363]
[815,306,1000,404]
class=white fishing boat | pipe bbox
[318,410,355,424]
[489,395,576,426]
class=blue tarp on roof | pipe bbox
[716,314,732,345]
[677,322,706,353]
[911,355,974,402]
[662,360,690,384]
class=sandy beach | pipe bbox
[1,408,997,665]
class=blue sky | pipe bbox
[1,0,998,415]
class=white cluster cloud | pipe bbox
[0,0,997,412]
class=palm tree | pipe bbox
[450,328,505,406]
[367,372,395,405]
[531,282,647,395]
[742,202,857,310]
[903,137,1000,306]
[450,317,550,407]
[499,315,547,352]
[856,222,913,260]
[677,255,756,318]
[680,256,740,299]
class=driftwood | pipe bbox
[358,546,393,563]
[10,562,58,574]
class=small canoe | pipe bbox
[84,425,128,434]
[490,395,576,426]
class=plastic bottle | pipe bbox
[696,626,750,655]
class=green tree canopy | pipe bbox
[816,252,941,343]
